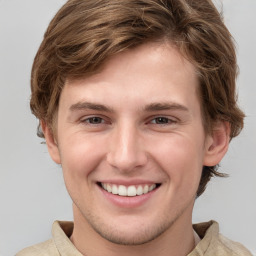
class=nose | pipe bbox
[106,122,148,173]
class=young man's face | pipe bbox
[44,42,227,245]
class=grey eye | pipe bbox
[86,117,103,124]
[154,117,169,124]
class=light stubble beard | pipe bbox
[74,198,194,246]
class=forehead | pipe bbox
[60,42,200,114]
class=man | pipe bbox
[16,0,252,255]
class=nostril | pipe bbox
[106,150,148,173]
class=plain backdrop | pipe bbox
[0,0,255,255]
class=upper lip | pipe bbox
[97,180,161,186]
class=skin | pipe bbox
[43,42,230,256]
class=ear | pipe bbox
[203,121,230,166]
[41,120,61,164]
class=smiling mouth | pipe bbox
[99,183,160,197]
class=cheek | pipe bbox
[59,136,107,206]
[59,135,106,182]
[150,135,204,192]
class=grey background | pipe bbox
[0,0,255,255]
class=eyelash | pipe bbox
[149,117,176,125]
[80,116,177,126]
[81,116,106,125]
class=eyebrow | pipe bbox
[144,102,189,112]
[69,102,114,113]
[69,101,189,113]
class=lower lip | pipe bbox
[99,186,159,208]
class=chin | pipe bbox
[94,225,167,245]
[85,212,179,246]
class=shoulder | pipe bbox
[216,234,253,256]
[15,239,59,256]
[192,221,253,256]
[16,220,76,256]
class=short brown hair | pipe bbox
[30,0,244,197]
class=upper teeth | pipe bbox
[101,183,157,197]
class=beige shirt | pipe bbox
[16,220,252,256]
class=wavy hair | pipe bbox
[30,0,244,197]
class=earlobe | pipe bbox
[203,121,230,166]
[41,121,61,164]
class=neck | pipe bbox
[70,207,195,256]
